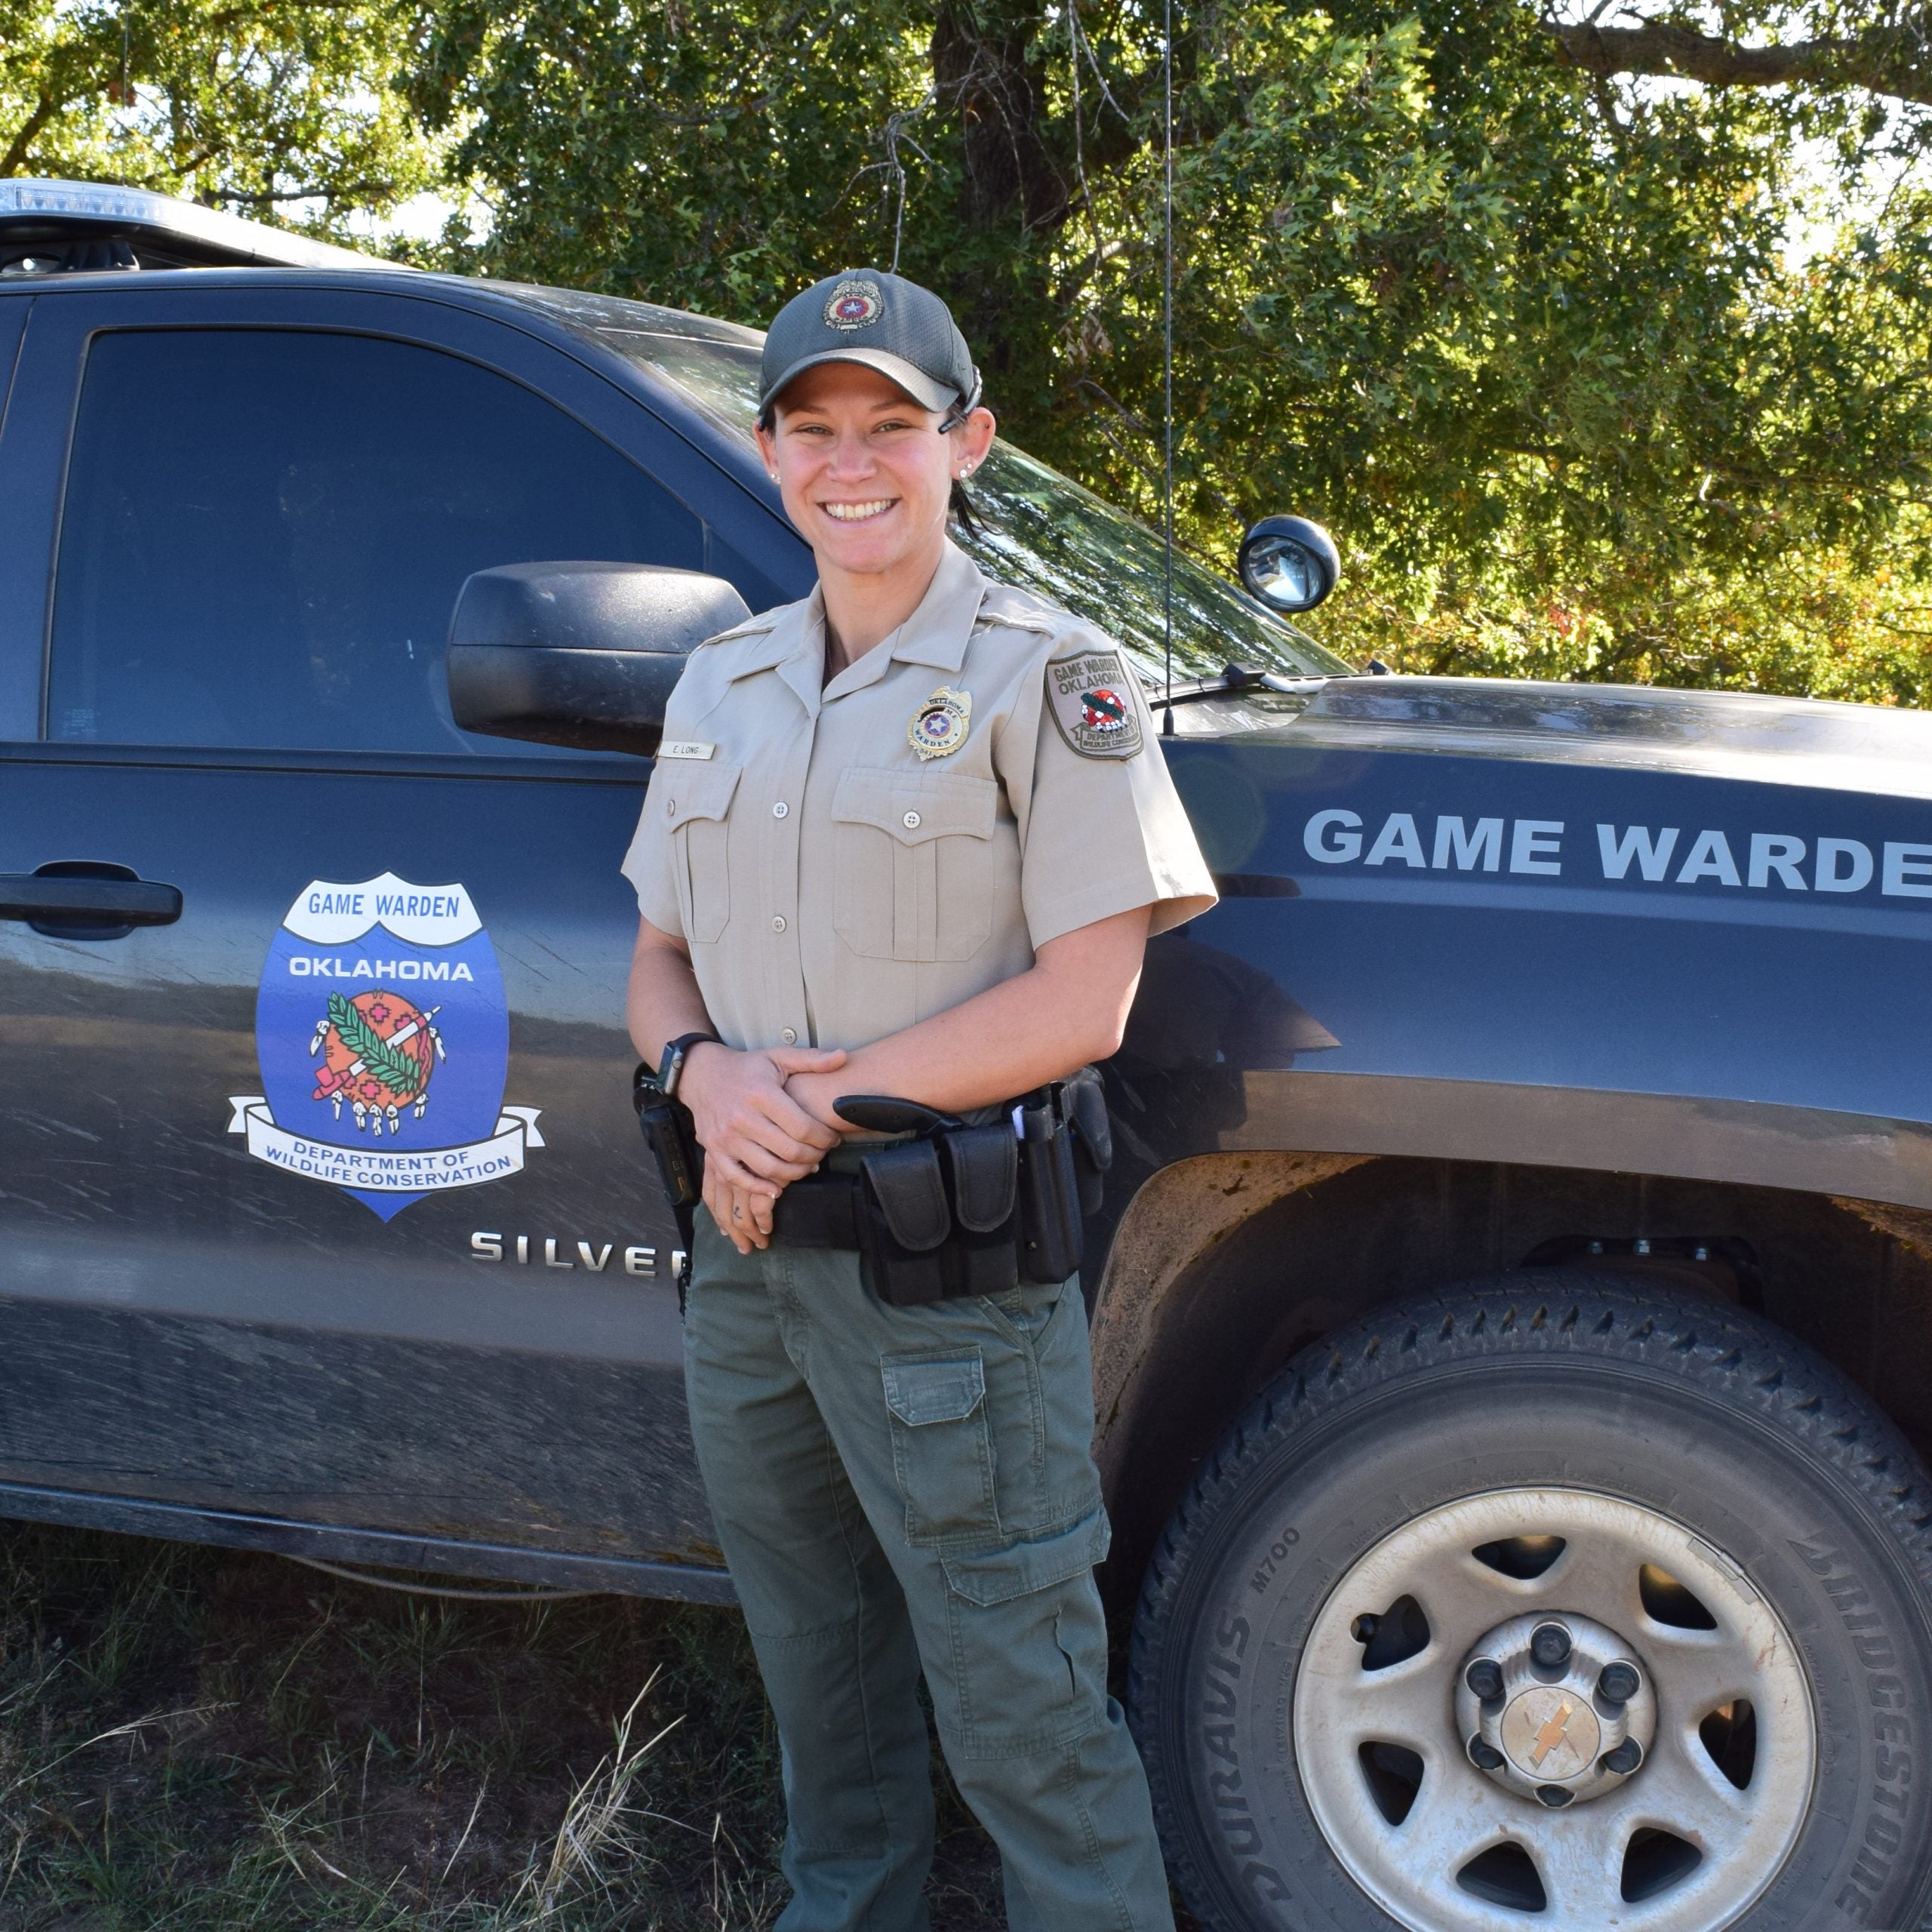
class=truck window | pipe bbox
[559,311,1354,682]
[46,328,703,755]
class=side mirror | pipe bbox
[1237,515,1340,614]
[445,562,750,756]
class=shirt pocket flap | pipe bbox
[832,768,997,845]
[940,1507,1112,1606]
[881,1353,986,1426]
[661,761,742,831]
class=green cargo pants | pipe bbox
[682,1210,1176,1932]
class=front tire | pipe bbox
[1130,1273,1932,1932]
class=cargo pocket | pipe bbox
[833,768,996,962]
[663,761,740,944]
[939,1505,1111,1607]
[938,1509,1113,1752]
[882,1352,999,1546]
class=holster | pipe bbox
[631,1062,701,1299]
[1013,1063,1114,1283]
[1064,1063,1114,1215]
[1015,1089,1078,1284]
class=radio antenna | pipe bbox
[1161,0,1176,734]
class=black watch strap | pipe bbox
[659,1030,718,1100]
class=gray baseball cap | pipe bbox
[759,269,980,421]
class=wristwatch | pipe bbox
[658,1030,718,1100]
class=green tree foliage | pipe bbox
[0,0,438,238]
[405,0,935,315]
[1066,1,1932,697]
[6,0,1929,699]
[404,0,1932,700]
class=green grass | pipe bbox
[0,1525,1008,1930]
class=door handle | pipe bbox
[0,872,183,928]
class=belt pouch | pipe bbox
[769,1172,863,1249]
[941,1124,1020,1298]
[860,1140,952,1306]
[1017,1093,1084,1284]
[1064,1065,1113,1216]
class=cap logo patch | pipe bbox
[824,278,884,331]
[909,685,971,760]
[1048,649,1144,758]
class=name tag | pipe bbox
[657,741,715,761]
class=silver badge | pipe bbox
[908,686,971,761]
[823,278,884,332]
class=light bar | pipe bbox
[0,178,411,272]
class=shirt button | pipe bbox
[771,915,786,933]
[780,1028,798,1044]
[666,798,675,816]
[903,810,921,829]
[772,801,789,818]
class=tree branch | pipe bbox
[1073,375,1155,438]
[1547,16,1932,106]
[1,89,62,179]
[222,180,401,205]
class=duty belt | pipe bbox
[632,1068,1113,1306]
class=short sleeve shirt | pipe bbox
[620,540,1217,1053]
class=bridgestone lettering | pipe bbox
[1794,1537,1916,1921]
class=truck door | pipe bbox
[0,281,775,1593]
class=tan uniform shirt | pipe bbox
[621,540,1217,1053]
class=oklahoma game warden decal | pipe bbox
[227,875,542,1221]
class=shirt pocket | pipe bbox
[662,761,740,944]
[832,768,998,963]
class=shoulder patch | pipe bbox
[1046,648,1144,760]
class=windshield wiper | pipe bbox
[1148,661,1333,709]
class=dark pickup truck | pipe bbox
[4,179,1930,1932]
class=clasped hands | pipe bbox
[679,1041,856,1255]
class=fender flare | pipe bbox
[1089,1071,1932,1498]
[1226,1070,1932,1210]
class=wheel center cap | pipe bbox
[1455,1610,1656,1807]
[1500,1684,1601,1780]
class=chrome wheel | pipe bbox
[1293,1487,1814,1930]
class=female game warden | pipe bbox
[623,269,1215,1932]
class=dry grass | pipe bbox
[0,1524,1008,1930]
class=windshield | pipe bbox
[562,313,1351,683]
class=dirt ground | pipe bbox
[0,1524,1018,1930]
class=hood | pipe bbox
[1213,675,1932,801]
